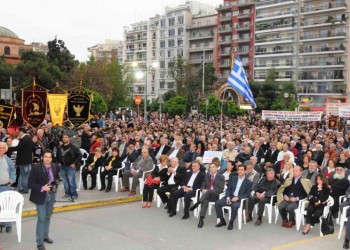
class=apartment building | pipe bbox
[216,0,255,80]
[88,39,123,64]
[187,14,217,66]
[158,1,216,95]
[254,0,349,109]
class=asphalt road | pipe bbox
[0,202,345,250]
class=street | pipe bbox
[0,202,345,250]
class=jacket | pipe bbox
[57,143,82,167]
[253,177,280,198]
[225,176,252,201]
[277,177,312,204]
[11,134,35,165]
[201,173,225,194]
[132,155,154,173]
[308,185,330,207]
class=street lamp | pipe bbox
[134,61,159,121]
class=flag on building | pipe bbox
[227,56,256,108]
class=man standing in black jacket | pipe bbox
[11,127,35,194]
[57,134,82,200]
[28,150,60,250]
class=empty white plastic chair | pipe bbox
[338,206,349,239]
[0,191,24,242]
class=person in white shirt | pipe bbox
[277,143,295,163]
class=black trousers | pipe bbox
[248,196,270,217]
[170,188,196,214]
[143,185,159,202]
[82,167,98,188]
[305,204,324,226]
[157,185,178,204]
[100,169,117,190]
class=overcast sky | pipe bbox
[2,0,221,62]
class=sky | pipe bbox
[2,0,222,62]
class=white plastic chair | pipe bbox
[338,206,349,239]
[129,165,155,195]
[221,198,247,230]
[274,195,304,230]
[337,195,347,224]
[0,191,24,242]
[299,196,334,236]
[252,195,277,224]
[112,161,128,192]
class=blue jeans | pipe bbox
[36,193,55,245]
[60,165,77,197]
[18,164,31,192]
[0,185,11,228]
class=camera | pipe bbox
[49,181,58,194]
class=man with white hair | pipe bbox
[167,140,185,161]
[312,143,324,166]
[329,166,349,219]
[222,141,238,164]
[277,143,295,162]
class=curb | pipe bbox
[22,195,142,217]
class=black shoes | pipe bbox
[215,219,226,227]
[88,186,95,190]
[6,226,12,233]
[44,238,54,244]
[169,212,176,217]
[105,188,111,192]
[344,240,349,249]
[37,245,46,250]
[182,213,190,220]
[227,222,234,230]
[198,218,204,228]
[164,204,169,210]
[246,216,253,223]
[190,202,200,211]
[99,188,105,191]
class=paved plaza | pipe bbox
[1,201,345,250]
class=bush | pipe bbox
[88,89,108,114]
[163,96,187,117]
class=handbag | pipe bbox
[321,212,334,235]
[144,175,160,187]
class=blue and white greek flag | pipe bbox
[227,56,256,108]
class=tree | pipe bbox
[199,94,221,117]
[89,89,108,114]
[0,57,16,89]
[225,100,245,117]
[47,37,78,74]
[107,61,131,108]
[163,96,187,117]
[163,90,177,102]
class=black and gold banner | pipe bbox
[67,92,91,128]
[0,104,14,129]
[22,84,47,128]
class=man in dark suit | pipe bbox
[252,141,265,164]
[121,141,139,170]
[168,161,205,218]
[154,137,171,161]
[247,168,280,225]
[10,127,35,194]
[190,163,225,228]
[157,157,186,209]
[263,142,279,170]
[167,140,186,161]
[215,165,252,230]
[28,150,60,250]
[312,143,324,166]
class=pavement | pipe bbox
[0,202,346,250]
[19,173,142,217]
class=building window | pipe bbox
[178,16,184,25]
[160,41,166,48]
[160,81,165,89]
[168,40,175,47]
[169,18,175,26]
[4,46,10,55]
[160,61,165,69]
[161,19,166,27]
[169,29,175,37]
[178,27,183,36]
[178,39,183,46]
[168,82,174,89]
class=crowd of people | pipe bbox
[1,110,350,249]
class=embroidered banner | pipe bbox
[67,92,91,128]
[22,84,47,128]
[48,93,67,126]
[0,104,14,129]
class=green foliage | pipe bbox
[163,96,187,117]
[47,37,78,74]
[199,94,221,116]
[225,100,245,117]
[163,90,177,102]
[0,57,16,89]
[88,89,108,114]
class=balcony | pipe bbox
[188,46,214,52]
[186,22,217,30]
[299,75,344,82]
[255,63,294,70]
[255,49,294,57]
[218,26,233,34]
[299,61,345,69]
[218,37,232,45]
[236,24,251,31]
[219,62,231,68]
[220,15,232,22]
[219,50,231,57]
[301,2,347,15]
[255,36,295,45]
[188,33,214,40]
[300,32,347,42]
[255,75,293,82]
[256,11,295,22]
[256,0,296,10]
[299,46,346,55]
[238,13,251,19]
[239,49,249,55]
[256,23,295,33]
[237,37,251,43]
[216,0,254,11]
[189,58,213,64]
